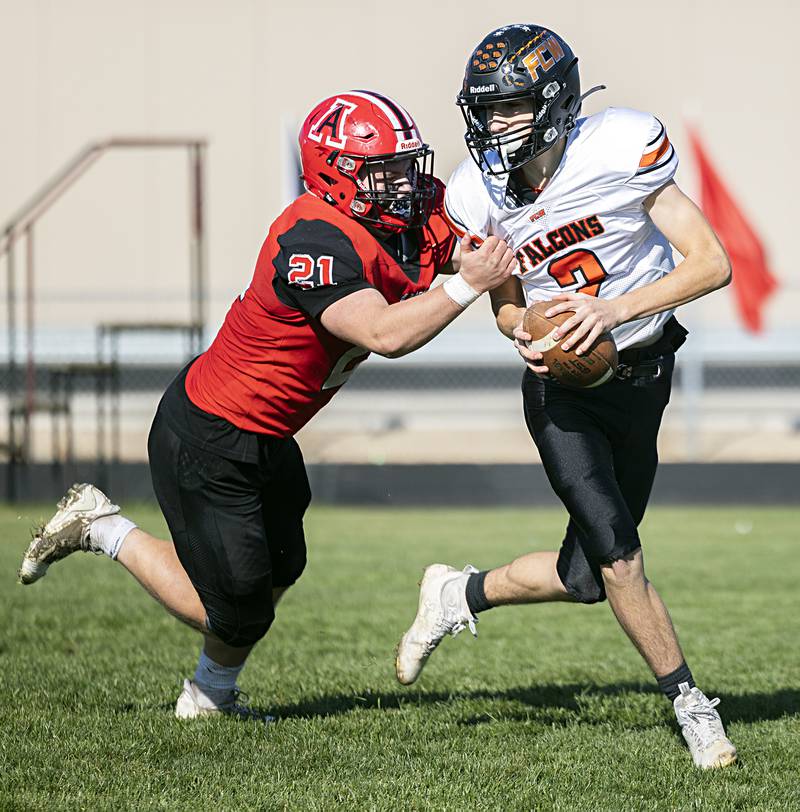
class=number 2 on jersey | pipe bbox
[548,249,608,297]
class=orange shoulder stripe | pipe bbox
[639,135,671,168]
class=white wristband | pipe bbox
[443,272,480,309]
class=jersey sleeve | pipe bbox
[443,159,492,245]
[272,219,373,318]
[624,113,679,198]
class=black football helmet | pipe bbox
[457,24,604,175]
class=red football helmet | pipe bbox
[299,90,435,231]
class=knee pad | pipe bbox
[205,593,276,648]
[560,564,607,604]
[271,533,308,588]
[557,529,607,604]
[280,544,307,586]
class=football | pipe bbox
[522,300,618,388]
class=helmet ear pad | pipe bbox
[551,58,582,130]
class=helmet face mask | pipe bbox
[347,148,436,230]
[459,97,560,175]
[457,25,589,177]
[299,91,436,232]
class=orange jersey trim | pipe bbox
[442,206,484,246]
[639,135,671,168]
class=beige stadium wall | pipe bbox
[2,0,798,340]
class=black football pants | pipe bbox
[148,411,310,647]
[522,354,675,603]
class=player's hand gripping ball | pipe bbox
[523,301,618,388]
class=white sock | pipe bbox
[88,515,137,560]
[193,650,245,698]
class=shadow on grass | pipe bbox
[265,683,800,728]
[113,684,799,732]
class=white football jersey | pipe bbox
[445,107,678,350]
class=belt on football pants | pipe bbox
[615,358,664,385]
[615,316,687,386]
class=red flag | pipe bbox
[687,127,777,332]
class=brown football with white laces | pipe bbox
[522,301,618,388]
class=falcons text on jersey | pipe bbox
[444,107,678,350]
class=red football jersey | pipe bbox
[186,180,455,437]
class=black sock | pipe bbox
[657,661,696,702]
[465,571,493,615]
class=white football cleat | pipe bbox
[18,483,120,584]
[395,563,478,685]
[174,679,273,722]
[673,682,737,769]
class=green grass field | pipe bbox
[1,503,798,810]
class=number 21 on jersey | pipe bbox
[288,254,336,289]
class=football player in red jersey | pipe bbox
[18,90,517,719]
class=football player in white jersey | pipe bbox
[396,24,737,769]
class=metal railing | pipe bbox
[2,137,207,496]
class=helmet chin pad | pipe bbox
[499,134,529,163]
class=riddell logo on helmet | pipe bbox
[398,139,421,150]
[469,84,498,93]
